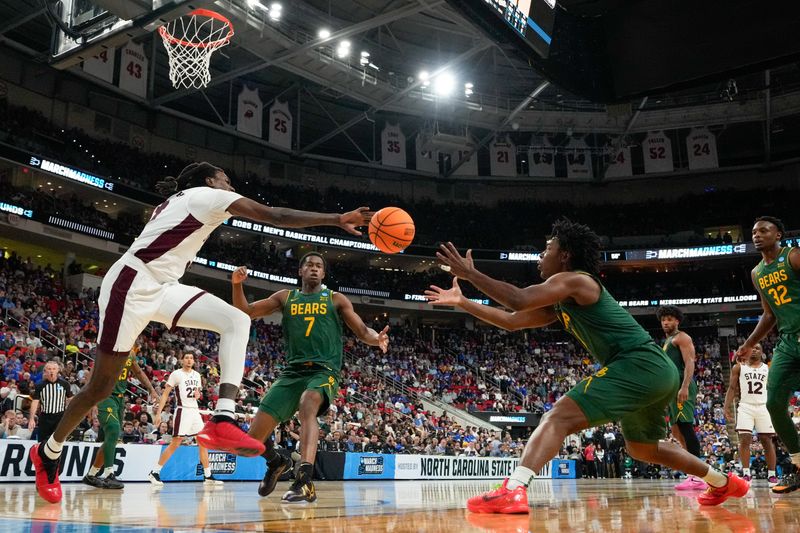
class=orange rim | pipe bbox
[158,8,234,49]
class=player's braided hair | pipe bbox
[549,217,601,276]
[155,162,222,196]
[754,215,785,237]
[656,305,684,323]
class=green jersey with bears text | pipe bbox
[281,288,343,372]
[754,247,800,334]
[112,353,136,395]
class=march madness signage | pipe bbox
[394,455,550,480]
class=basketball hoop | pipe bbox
[158,9,234,90]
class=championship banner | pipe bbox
[642,131,674,174]
[236,86,263,138]
[268,100,293,150]
[604,140,632,178]
[565,138,593,179]
[415,134,438,173]
[394,455,550,480]
[83,47,115,84]
[490,138,517,176]
[528,138,555,177]
[451,146,478,176]
[380,123,407,168]
[686,127,719,170]
[118,42,148,98]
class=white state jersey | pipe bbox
[739,362,769,406]
[167,368,203,409]
[125,187,243,282]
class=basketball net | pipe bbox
[158,9,234,90]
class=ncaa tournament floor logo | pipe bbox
[358,456,384,475]
[198,452,237,476]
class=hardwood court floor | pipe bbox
[0,478,799,532]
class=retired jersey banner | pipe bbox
[642,131,674,174]
[604,140,633,178]
[565,138,593,179]
[528,138,555,177]
[236,86,263,138]
[415,134,438,173]
[83,47,115,84]
[381,123,406,168]
[268,100,293,150]
[686,127,719,170]
[451,147,478,176]
[118,42,148,98]
[490,138,517,176]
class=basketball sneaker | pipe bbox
[259,455,293,497]
[742,474,752,482]
[768,475,780,489]
[204,475,224,486]
[103,474,124,490]
[697,473,749,506]
[148,471,164,486]
[771,471,800,494]
[466,479,529,514]
[196,415,265,457]
[31,444,62,504]
[675,476,706,490]
[82,474,107,488]
[281,478,317,503]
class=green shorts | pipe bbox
[259,366,339,423]
[566,344,680,443]
[767,334,800,407]
[96,394,124,441]
[667,380,698,425]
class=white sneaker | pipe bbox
[148,471,164,486]
[204,476,223,485]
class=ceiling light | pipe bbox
[318,28,331,39]
[418,70,429,81]
[434,72,456,96]
[336,46,349,59]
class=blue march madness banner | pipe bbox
[343,453,396,480]
[159,446,267,481]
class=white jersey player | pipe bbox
[149,352,220,486]
[724,343,778,487]
[32,161,372,504]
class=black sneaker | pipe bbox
[148,471,164,486]
[771,471,800,494]
[281,478,316,503]
[102,474,124,490]
[258,455,293,497]
[82,474,107,488]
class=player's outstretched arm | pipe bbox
[737,271,777,358]
[723,363,741,421]
[231,266,289,319]
[334,293,389,353]
[228,198,371,236]
[425,278,558,331]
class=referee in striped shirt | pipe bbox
[29,361,73,442]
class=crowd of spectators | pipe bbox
[2,102,797,250]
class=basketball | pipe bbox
[369,207,415,254]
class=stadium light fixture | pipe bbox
[434,72,456,96]
[318,28,331,39]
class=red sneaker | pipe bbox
[697,473,749,506]
[30,444,62,504]
[466,479,529,514]
[196,416,265,457]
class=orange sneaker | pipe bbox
[196,416,265,457]
[697,473,749,506]
[466,479,529,514]
[30,444,62,504]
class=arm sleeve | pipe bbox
[187,188,244,225]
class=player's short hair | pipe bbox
[155,162,222,196]
[182,352,194,359]
[299,252,327,271]
[549,218,601,276]
[656,305,684,323]
[754,216,785,237]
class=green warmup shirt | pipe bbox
[282,288,343,372]
[754,247,800,334]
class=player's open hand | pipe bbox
[425,277,464,307]
[735,344,753,361]
[231,266,248,284]
[377,325,390,353]
[677,387,689,404]
[436,243,476,280]
[339,207,373,236]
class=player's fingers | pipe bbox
[446,242,462,257]
[435,252,453,265]
[345,226,363,236]
[380,325,390,334]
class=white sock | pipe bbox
[506,466,535,490]
[743,467,750,476]
[769,470,776,478]
[702,468,728,488]
[152,464,162,473]
[102,467,114,478]
[88,466,100,476]
[791,452,800,468]
[43,436,64,460]
[204,467,211,478]
[215,398,236,417]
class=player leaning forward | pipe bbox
[426,218,749,513]
[230,253,389,502]
[30,162,372,503]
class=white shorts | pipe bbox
[97,257,207,354]
[736,403,775,435]
[173,407,205,437]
